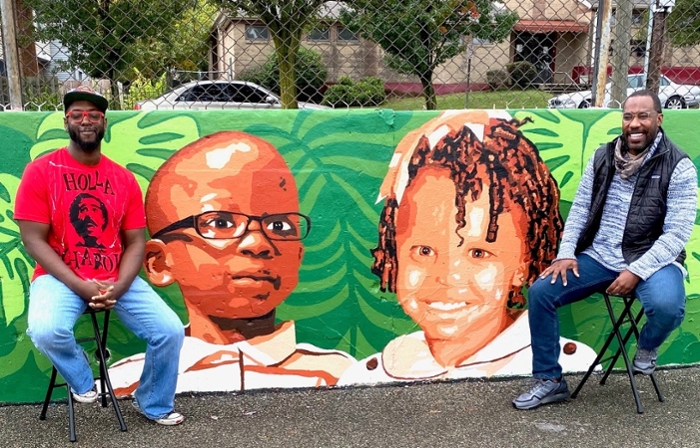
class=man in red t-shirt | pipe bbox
[14,87,185,426]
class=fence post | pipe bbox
[0,0,24,110]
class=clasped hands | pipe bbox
[78,279,123,310]
[539,259,640,295]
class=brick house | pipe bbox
[208,1,698,92]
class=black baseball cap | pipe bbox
[63,86,109,113]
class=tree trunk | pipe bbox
[420,71,437,110]
[14,0,38,77]
[272,30,300,109]
[646,8,667,94]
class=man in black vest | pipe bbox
[513,90,698,410]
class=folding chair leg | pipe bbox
[40,367,58,421]
[572,299,625,398]
[600,304,640,386]
[67,388,76,442]
[604,294,644,414]
[572,326,617,398]
[89,311,127,432]
[622,307,666,404]
[650,375,665,402]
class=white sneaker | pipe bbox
[132,399,185,426]
[153,412,185,426]
[71,388,98,404]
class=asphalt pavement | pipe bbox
[2,366,700,448]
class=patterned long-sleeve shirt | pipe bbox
[556,132,698,280]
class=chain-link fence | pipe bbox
[0,0,698,111]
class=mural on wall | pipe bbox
[340,110,596,385]
[108,131,355,394]
[0,108,699,403]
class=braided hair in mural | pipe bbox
[372,116,563,310]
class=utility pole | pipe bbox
[646,0,674,93]
[593,0,613,107]
[0,0,24,110]
[611,0,634,108]
[464,39,473,109]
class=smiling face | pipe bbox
[394,166,526,355]
[146,132,303,319]
[622,95,663,155]
[64,100,106,153]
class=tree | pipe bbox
[239,47,328,102]
[14,0,39,78]
[25,0,193,108]
[212,0,330,109]
[340,0,518,110]
[667,0,700,47]
[125,1,219,81]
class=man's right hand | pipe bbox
[539,259,579,286]
[75,280,115,310]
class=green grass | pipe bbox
[382,89,552,110]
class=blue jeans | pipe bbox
[27,275,184,420]
[528,254,686,380]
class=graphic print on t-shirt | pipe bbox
[69,192,108,249]
[58,167,123,281]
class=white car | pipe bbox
[548,74,700,109]
[134,80,329,110]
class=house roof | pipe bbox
[214,1,348,24]
[587,0,652,9]
[514,19,589,33]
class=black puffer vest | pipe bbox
[574,131,689,264]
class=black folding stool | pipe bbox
[39,308,127,442]
[571,292,664,413]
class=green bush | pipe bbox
[486,69,508,91]
[506,61,538,89]
[123,69,168,110]
[23,77,61,111]
[238,48,328,103]
[323,76,387,108]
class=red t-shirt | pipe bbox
[14,148,146,282]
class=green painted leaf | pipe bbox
[0,174,33,326]
[29,111,201,194]
[513,109,620,202]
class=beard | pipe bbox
[68,126,105,153]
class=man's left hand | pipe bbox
[89,280,127,310]
[606,270,640,296]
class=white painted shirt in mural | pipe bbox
[108,321,356,395]
[337,311,598,385]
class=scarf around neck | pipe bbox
[614,131,661,180]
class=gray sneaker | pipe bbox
[633,347,658,375]
[513,378,570,410]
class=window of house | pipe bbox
[631,39,646,57]
[632,10,643,26]
[308,27,330,41]
[337,27,358,42]
[245,25,269,41]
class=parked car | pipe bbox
[134,80,329,110]
[547,74,700,109]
